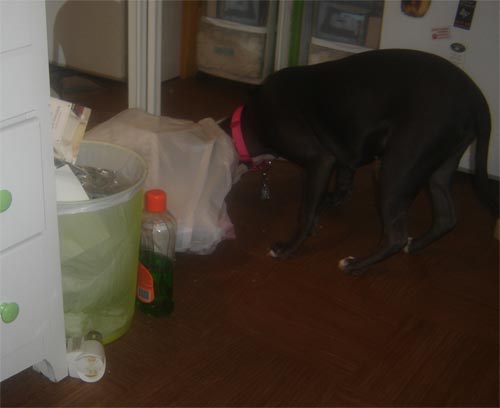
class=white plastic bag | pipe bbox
[84,109,239,254]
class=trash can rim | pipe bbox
[57,141,148,215]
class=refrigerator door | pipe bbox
[380,0,499,177]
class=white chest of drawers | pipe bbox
[0,0,67,382]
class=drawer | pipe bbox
[0,236,47,378]
[0,47,35,122]
[197,17,267,84]
[0,118,44,251]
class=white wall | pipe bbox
[46,0,127,80]
[46,0,182,82]
[380,0,499,178]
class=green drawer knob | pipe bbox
[0,189,13,213]
[0,302,19,323]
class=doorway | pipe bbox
[45,0,183,128]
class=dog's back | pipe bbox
[254,50,486,163]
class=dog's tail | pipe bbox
[473,94,499,217]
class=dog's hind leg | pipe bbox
[338,156,423,275]
[404,146,465,254]
[339,195,411,275]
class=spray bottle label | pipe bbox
[137,262,154,303]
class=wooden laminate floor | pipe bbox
[1,68,498,407]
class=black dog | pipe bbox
[221,49,498,274]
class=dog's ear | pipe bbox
[218,117,232,135]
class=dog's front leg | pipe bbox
[270,155,335,258]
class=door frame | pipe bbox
[128,0,162,115]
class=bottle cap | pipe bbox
[145,189,166,212]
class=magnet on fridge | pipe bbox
[401,1,431,18]
[454,0,476,30]
[431,27,450,40]
[451,43,466,53]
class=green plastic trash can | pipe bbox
[57,141,147,344]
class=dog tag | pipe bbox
[261,179,270,200]
[260,161,272,200]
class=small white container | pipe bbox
[66,331,106,383]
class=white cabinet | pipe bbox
[0,1,67,382]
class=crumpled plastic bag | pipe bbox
[84,109,240,254]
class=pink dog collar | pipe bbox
[231,105,253,165]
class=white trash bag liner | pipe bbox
[85,109,240,254]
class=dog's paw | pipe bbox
[268,242,293,259]
[338,256,356,271]
[268,248,278,258]
[338,256,365,276]
[403,237,414,254]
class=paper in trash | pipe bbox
[51,97,91,164]
[55,164,89,202]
